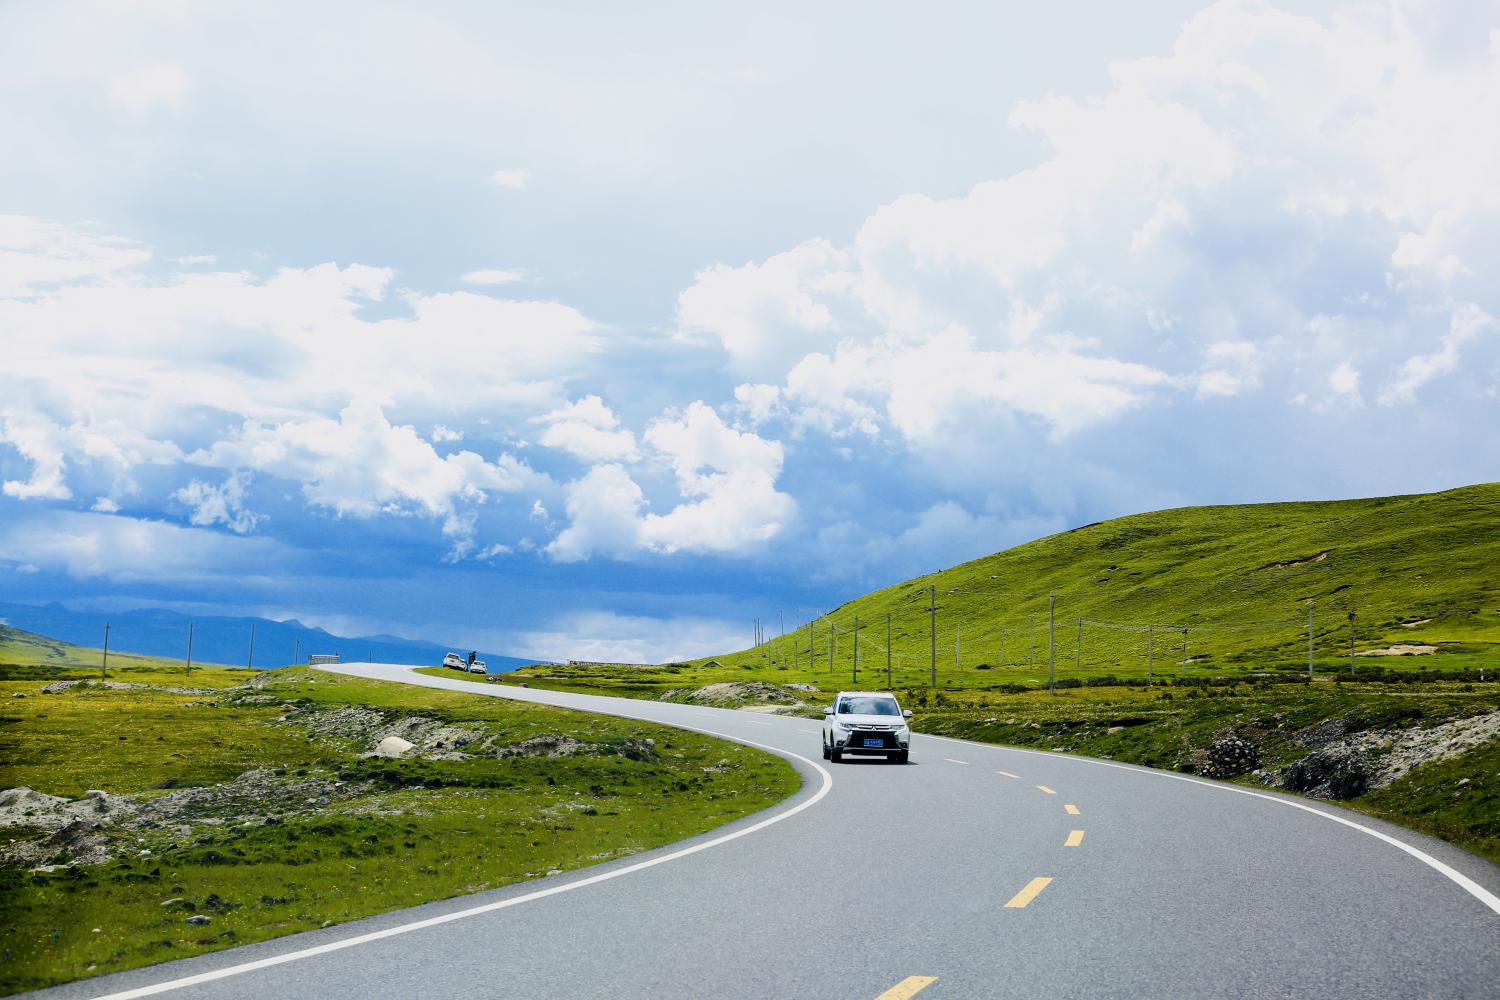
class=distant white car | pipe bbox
[442,652,465,669]
[467,660,486,674]
[822,690,913,764]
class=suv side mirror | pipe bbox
[824,705,836,716]
[903,710,913,718]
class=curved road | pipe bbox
[42,662,1500,1000]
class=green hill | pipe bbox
[753,481,1500,688]
[0,623,248,687]
[750,485,1500,689]
[518,484,1500,696]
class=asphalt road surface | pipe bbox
[40,662,1500,1000]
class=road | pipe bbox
[41,662,1500,1000]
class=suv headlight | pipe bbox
[832,721,851,732]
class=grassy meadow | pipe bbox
[0,650,796,994]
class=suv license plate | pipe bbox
[863,738,883,747]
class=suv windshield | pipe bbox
[837,696,900,716]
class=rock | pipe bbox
[370,735,415,758]
[160,897,186,908]
[786,683,817,693]
[10,692,25,698]
[85,790,108,799]
[1107,726,1125,734]
[186,914,211,926]
[1200,736,1261,779]
[1280,747,1372,799]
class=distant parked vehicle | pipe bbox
[822,691,913,764]
[442,652,465,669]
[466,660,486,674]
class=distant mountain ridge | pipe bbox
[0,601,543,673]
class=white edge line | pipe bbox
[90,672,835,999]
[917,731,1500,918]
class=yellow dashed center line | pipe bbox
[944,757,970,765]
[1036,785,1056,795]
[874,975,939,999]
[1064,803,1080,815]
[1004,876,1054,908]
[995,770,1019,779]
[1064,829,1085,847]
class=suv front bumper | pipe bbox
[832,729,909,755]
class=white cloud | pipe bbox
[189,399,539,525]
[106,63,192,115]
[0,215,151,298]
[1329,362,1361,401]
[1196,341,1262,399]
[546,464,648,562]
[534,396,639,463]
[461,269,525,285]
[0,224,607,556]
[171,254,218,266]
[173,471,262,534]
[676,239,854,379]
[488,168,529,189]
[671,0,1500,461]
[547,402,796,561]
[91,497,120,513]
[0,509,289,585]
[1379,303,1492,404]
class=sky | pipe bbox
[2,0,1498,663]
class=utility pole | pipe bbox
[186,621,194,675]
[780,610,784,639]
[294,638,300,667]
[1000,624,1005,669]
[247,623,256,670]
[1047,592,1056,695]
[101,622,110,681]
[1076,619,1082,671]
[1029,617,1035,671]
[1181,627,1188,671]
[829,623,835,674]
[886,613,892,689]
[1307,600,1314,681]
[1147,623,1154,685]
[1348,610,1356,677]
[955,625,961,670]
[928,586,937,691]
[852,614,859,682]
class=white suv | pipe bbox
[822,691,913,764]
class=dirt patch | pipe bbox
[274,704,485,760]
[1355,644,1438,657]
[493,735,656,761]
[661,681,802,707]
[1264,550,1330,570]
[39,679,224,696]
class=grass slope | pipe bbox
[510,484,1500,697]
[0,664,796,994]
[0,624,247,688]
